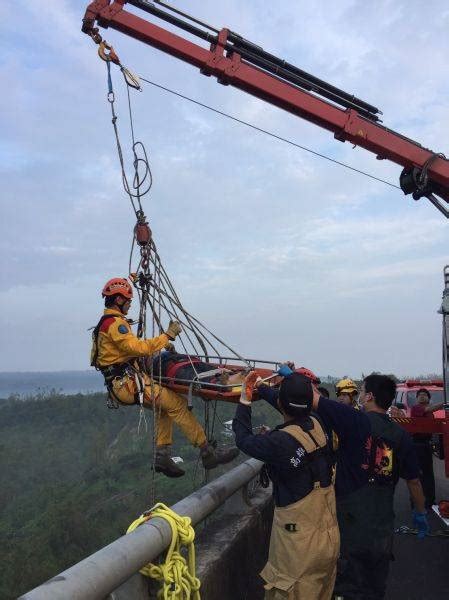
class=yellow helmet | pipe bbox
[336,378,358,396]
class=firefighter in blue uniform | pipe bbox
[233,372,339,600]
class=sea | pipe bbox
[0,371,105,399]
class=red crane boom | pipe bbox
[82,0,449,216]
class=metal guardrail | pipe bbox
[19,458,263,600]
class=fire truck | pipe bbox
[394,380,445,418]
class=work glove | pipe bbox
[278,363,294,377]
[412,510,430,539]
[165,320,182,340]
[165,342,176,353]
[240,371,259,405]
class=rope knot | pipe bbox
[127,503,201,599]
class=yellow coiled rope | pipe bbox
[127,503,201,600]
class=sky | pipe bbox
[0,0,448,378]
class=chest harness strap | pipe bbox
[91,314,145,409]
[283,418,330,488]
[91,314,118,369]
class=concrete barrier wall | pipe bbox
[195,487,273,600]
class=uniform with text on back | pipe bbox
[233,373,339,600]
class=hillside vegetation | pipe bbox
[0,391,282,599]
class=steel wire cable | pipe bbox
[147,258,202,355]
[142,251,205,372]
[121,71,403,372]
[107,55,413,387]
[147,242,239,359]
[146,278,249,363]
[143,240,221,358]
[107,63,153,218]
[139,76,401,191]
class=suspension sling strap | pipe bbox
[91,313,133,367]
[283,418,332,486]
[91,313,139,409]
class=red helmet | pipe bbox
[295,367,321,385]
[102,277,133,300]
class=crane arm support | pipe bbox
[82,0,449,210]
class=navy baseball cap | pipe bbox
[279,373,313,414]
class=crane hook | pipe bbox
[98,41,120,65]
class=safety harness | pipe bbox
[90,314,114,370]
[91,313,142,408]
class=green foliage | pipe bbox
[0,392,282,599]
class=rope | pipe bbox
[395,525,449,538]
[106,61,153,217]
[127,503,201,599]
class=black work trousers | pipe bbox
[334,535,393,600]
[414,442,436,508]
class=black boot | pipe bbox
[201,444,240,470]
[154,446,185,478]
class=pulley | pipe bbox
[400,154,449,218]
[134,210,152,246]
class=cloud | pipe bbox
[0,0,447,376]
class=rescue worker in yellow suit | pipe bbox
[91,277,239,478]
[233,372,339,599]
[335,378,359,408]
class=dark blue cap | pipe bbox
[279,373,313,415]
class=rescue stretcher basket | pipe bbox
[158,356,283,403]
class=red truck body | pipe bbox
[393,379,445,418]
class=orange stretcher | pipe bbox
[160,364,281,404]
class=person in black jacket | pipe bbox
[233,373,339,600]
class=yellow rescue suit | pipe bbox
[260,420,340,600]
[91,308,207,447]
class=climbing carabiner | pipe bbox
[98,40,120,65]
